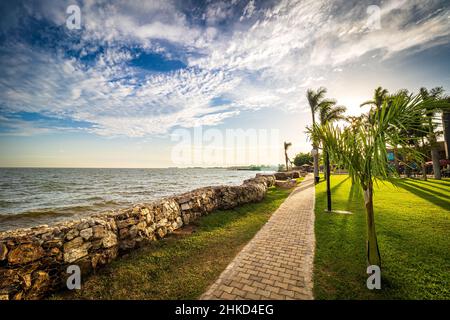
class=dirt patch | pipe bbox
[170,224,198,237]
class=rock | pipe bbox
[156,218,168,228]
[119,228,129,239]
[65,228,79,241]
[7,243,45,265]
[182,213,190,225]
[275,179,297,188]
[145,214,154,224]
[274,172,290,180]
[63,237,84,252]
[91,254,105,269]
[132,206,140,214]
[41,232,54,241]
[128,225,138,238]
[108,219,117,231]
[29,270,50,297]
[0,242,7,261]
[63,236,91,262]
[76,222,90,231]
[92,225,106,239]
[136,221,146,231]
[146,224,156,236]
[156,227,167,239]
[116,218,136,229]
[0,269,20,288]
[91,240,103,251]
[176,217,183,228]
[21,273,32,289]
[42,239,63,249]
[48,247,61,257]
[12,292,23,300]
[102,232,118,248]
[79,228,93,240]
[180,202,191,211]
[63,243,90,263]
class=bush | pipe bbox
[293,152,313,166]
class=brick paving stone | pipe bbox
[201,174,316,300]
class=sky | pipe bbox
[0,0,449,168]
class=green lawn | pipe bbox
[53,182,299,300]
[314,175,450,299]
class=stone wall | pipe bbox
[274,171,305,180]
[0,174,275,300]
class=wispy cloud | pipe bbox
[0,0,449,137]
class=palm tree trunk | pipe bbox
[363,181,381,267]
[285,151,289,172]
[421,136,427,181]
[311,113,319,183]
[428,117,442,180]
[313,149,319,182]
[443,111,450,160]
[422,163,427,180]
[431,146,441,179]
[325,149,331,212]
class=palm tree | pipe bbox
[309,92,443,266]
[317,99,346,211]
[307,87,327,183]
[360,86,389,112]
[284,141,292,172]
[318,100,347,126]
[361,87,402,174]
[420,87,445,180]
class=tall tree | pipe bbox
[307,87,327,183]
[293,152,313,167]
[420,87,445,180]
[360,86,389,112]
[284,141,292,172]
[317,99,346,211]
[360,87,401,174]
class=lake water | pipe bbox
[0,168,267,232]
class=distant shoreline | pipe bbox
[0,166,276,170]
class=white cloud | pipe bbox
[1,0,449,137]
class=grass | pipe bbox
[53,181,301,300]
[314,175,450,299]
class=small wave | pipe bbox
[0,200,126,221]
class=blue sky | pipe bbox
[0,0,449,167]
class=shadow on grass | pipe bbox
[422,178,450,186]
[404,179,450,193]
[330,176,350,193]
[346,183,363,212]
[395,180,450,211]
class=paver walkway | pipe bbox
[201,174,316,300]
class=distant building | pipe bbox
[387,141,447,172]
